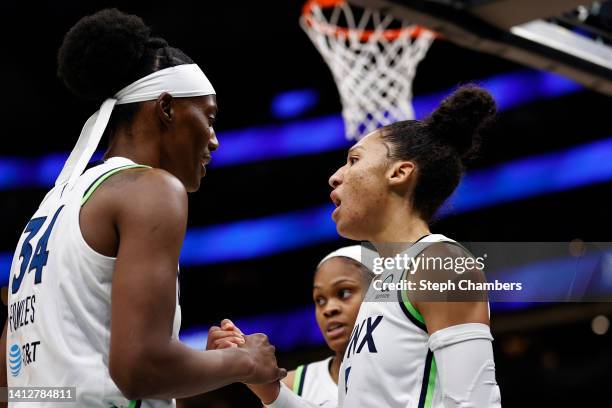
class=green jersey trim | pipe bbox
[293,364,307,396]
[418,351,437,408]
[81,164,150,207]
[424,357,437,408]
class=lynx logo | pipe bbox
[381,274,393,292]
[9,344,22,377]
[346,315,383,359]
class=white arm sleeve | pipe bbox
[264,382,322,408]
[428,323,502,408]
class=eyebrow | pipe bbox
[313,278,359,289]
[348,145,365,154]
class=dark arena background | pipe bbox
[1,0,612,406]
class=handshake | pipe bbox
[206,319,286,402]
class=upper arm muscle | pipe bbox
[410,242,489,334]
[108,169,188,379]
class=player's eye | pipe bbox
[348,156,358,165]
[315,297,326,306]
[339,289,352,299]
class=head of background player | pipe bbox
[313,248,372,355]
[328,85,496,242]
[57,8,218,192]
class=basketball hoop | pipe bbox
[301,0,436,140]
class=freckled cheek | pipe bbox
[344,174,382,216]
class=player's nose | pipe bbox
[329,166,344,189]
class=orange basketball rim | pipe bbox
[301,0,438,42]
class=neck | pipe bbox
[330,352,343,384]
[103,135,158,167]
[102,115,163,168]
[369,203,430,258]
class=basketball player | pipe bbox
[285,246,372,406]
[211,245,374,407]
[0,9,284,408]
[244,86,502,407]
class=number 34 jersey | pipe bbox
[6,157,181,408]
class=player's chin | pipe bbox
[323,327,351,351]
[326,335,349,353]
[333,213,350,237]
[336,220,364,241]
[185,175,202,193]
[189,165,206,191]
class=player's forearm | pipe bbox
[429,323,501,407]
[247,382,281,405]
[111,339,253,400]
[260,382,320,408]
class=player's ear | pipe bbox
[388,160,415,188]
[156,92,174,125]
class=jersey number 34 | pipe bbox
[12,206,64,295]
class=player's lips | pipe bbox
[331,191,342,219]
[326,321,347,339]
[330,190,341,207]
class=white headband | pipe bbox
[317,245,377,271]
[55,64,216,189]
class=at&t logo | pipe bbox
[9,344,22,377]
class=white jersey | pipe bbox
[292,357,337,407]
[338,234,456,408]
[6,157,182,408]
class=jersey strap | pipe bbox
[293,364,308,396]
[81,164,151,206]
[396,234,430,332]
[398,288,427,332]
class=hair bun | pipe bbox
[57,8,151,102]
[425,84,496,157]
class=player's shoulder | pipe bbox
[99,166,188,220]
[413,238,487,298]
[112,166,184,193]
[414,238,483,283]
[102,166,186,200]
[420,239,472,259]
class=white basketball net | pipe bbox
[301,1,434,140]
